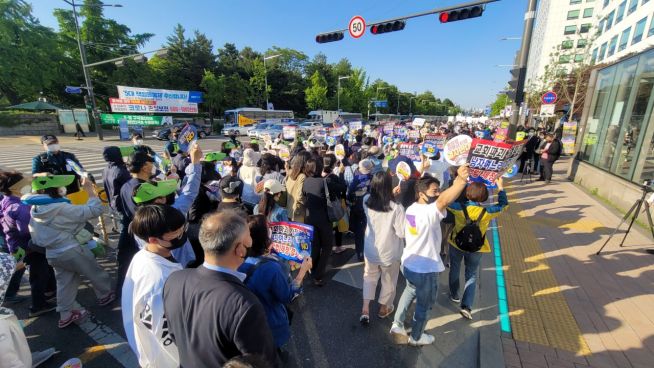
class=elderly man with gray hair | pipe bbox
[163,210,276,367]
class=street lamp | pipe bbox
[63,0,123,141]
[263,54,281,109]
[409,96,417,116]
[337,75,350,112]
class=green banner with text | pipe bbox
[100,113,172,126]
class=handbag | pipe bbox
[324,178,345,222]
[337,199,350,232]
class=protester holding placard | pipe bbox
[360,171,405,325]
[254,179,288,222]
[390,165,469,346]
[238,215,312,356]
[447,178,508,320]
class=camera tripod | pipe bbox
[520,159,534,183]
[596,182,654,255]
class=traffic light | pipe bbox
[439,5,484,23]
[370,20,406,35]
[315,32,345,43]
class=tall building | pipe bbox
[526,0,597,86]
[591,0,654,64]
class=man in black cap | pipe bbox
[217,175,246,214]
[32,134,83,194]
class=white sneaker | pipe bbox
[390,322,408,344]
[449,295,461,304]
[460,308,473,320]
[408,333,435,346]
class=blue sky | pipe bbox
[29,0,525,109]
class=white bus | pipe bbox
[224,107,294,127]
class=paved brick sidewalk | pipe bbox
[499,158,654,368]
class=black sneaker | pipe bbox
[29,302,56,317]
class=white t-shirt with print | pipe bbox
[402,202,447,273]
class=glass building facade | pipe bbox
[579,47,654,184]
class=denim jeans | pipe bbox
[393,266,439,340]
[448,245,483,309]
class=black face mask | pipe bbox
[425,194,438,204]
[161,232,187,250]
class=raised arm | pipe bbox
[436,165,469,213]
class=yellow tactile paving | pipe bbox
[498,185,592,355]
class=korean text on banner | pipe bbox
[412,118,426,127]
[424,134,447,151]
[398,143,420,162]
[100,113,171,126]
[109,98,198,114]
[467,138,527,185]
[349,121,362,131]
[177,124,197,153]
[115,85,200,114]
[561,121,577,155]
[269,221,314,263]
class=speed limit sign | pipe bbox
[349,15,366,39]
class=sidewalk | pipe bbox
[499,158,654,368]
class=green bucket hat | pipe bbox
[204,151,227,162]
[133,179,179,204]
[31,175,75,191]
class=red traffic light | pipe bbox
[439,5,484,23]
[315,32,345,43]
[370,20,406,35]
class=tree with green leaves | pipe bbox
[200,70,225,123]
[305,71,328,110]
[490,94,512,116]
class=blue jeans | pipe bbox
[448,245,483,309]
[393,267,439,340]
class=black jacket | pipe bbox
[31,151,82,193]
[163,266,276,367]
[102,147,131,211]
[545,139,563,162]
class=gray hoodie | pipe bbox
[24,194,104,258]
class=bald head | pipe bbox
[199,210,249,257]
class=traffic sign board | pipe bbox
[349,15,366,38]
[541,91,558,104]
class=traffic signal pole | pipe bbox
[508,0,537,140]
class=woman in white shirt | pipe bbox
[238,148,262,212]
[360,171,405,325]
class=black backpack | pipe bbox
[454,206,487,253]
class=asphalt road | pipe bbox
[0,133,483,368]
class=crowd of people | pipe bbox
[0,118,563,367]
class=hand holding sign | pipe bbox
[421,141,438,158]
[279,147,290,162]
[334,144,346,160]
[66,159,87,178]
[395,161,411,182]
[177,124,197,153]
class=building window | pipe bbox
[616,1,627,23]
[628,0,639,15]
[562,40,574,49]
[606,11,615,30]
[649,15,654,37]
[591,48,599,63]
[583,8,594,18]
[580,23,592,33]
[570,0,582,3]
[620,27,632,51]
[599,42,608,61]
[574,54,585,62]
[608,35,619,56]
[568,10,581,20]
[565,25,577,34]
[632,16,648,44]
[559,55,572,63]
[578,39,589,48]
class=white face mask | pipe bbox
[134,139,144,146]
[57,187,67,197]
[47,144,60,153]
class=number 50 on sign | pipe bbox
[349,16,366,38]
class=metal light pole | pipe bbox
[263,54,281,109]
[409,96,416,116]
[65,0,122,141]
[337,75,350,112]
[508,0,537,139]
